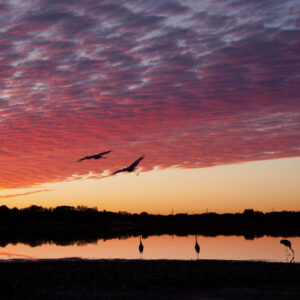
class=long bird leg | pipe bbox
[288,246,294,263]
[290,252,295,263]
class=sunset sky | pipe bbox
[0,0,299,213]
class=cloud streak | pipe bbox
[0,0,299,188]
[0,190,53,199]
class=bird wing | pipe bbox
[112,156,144,175]
[112,168,126,175]
[78,155,92,162]
[78,151,110,161]
[98,150,111,156]
[128,156,144,169]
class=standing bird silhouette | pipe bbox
[112,156,144,175]
[139,236,144,259]
[280,240,295,263]
[280,239,294,263]
[280,239,294,253]
[195,236,200,259]
[78,150,111,162]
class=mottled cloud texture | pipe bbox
[0,0,299,188]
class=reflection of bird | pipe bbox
[280,239,294,263]
[139,236,144,259]
[78,150,111,162]
[195,236,200,259]
[112,156,144,175]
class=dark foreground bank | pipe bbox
[0,259,299,299]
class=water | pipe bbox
[1,235,298,262]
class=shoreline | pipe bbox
[0,259,299,299]
[0,257,297,263]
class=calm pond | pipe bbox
[1,235,298,262]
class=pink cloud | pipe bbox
[0,0,299,188]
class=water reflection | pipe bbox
[0,251,36,260]
[0,235,299,263]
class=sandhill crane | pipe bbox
[78,150,111,162]
[280,239,294,253]
[139,236,144,259]
[195,236,200,259]
[112,156,144,175]
[280,239,294,263]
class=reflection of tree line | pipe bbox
[0,205,299,247]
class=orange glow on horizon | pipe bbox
[0,157,299,214]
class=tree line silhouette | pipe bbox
[0,205,299,247]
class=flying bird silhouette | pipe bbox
[112,156,144,175]
[78,150,111,162]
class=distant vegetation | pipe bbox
[0,205,299,247]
